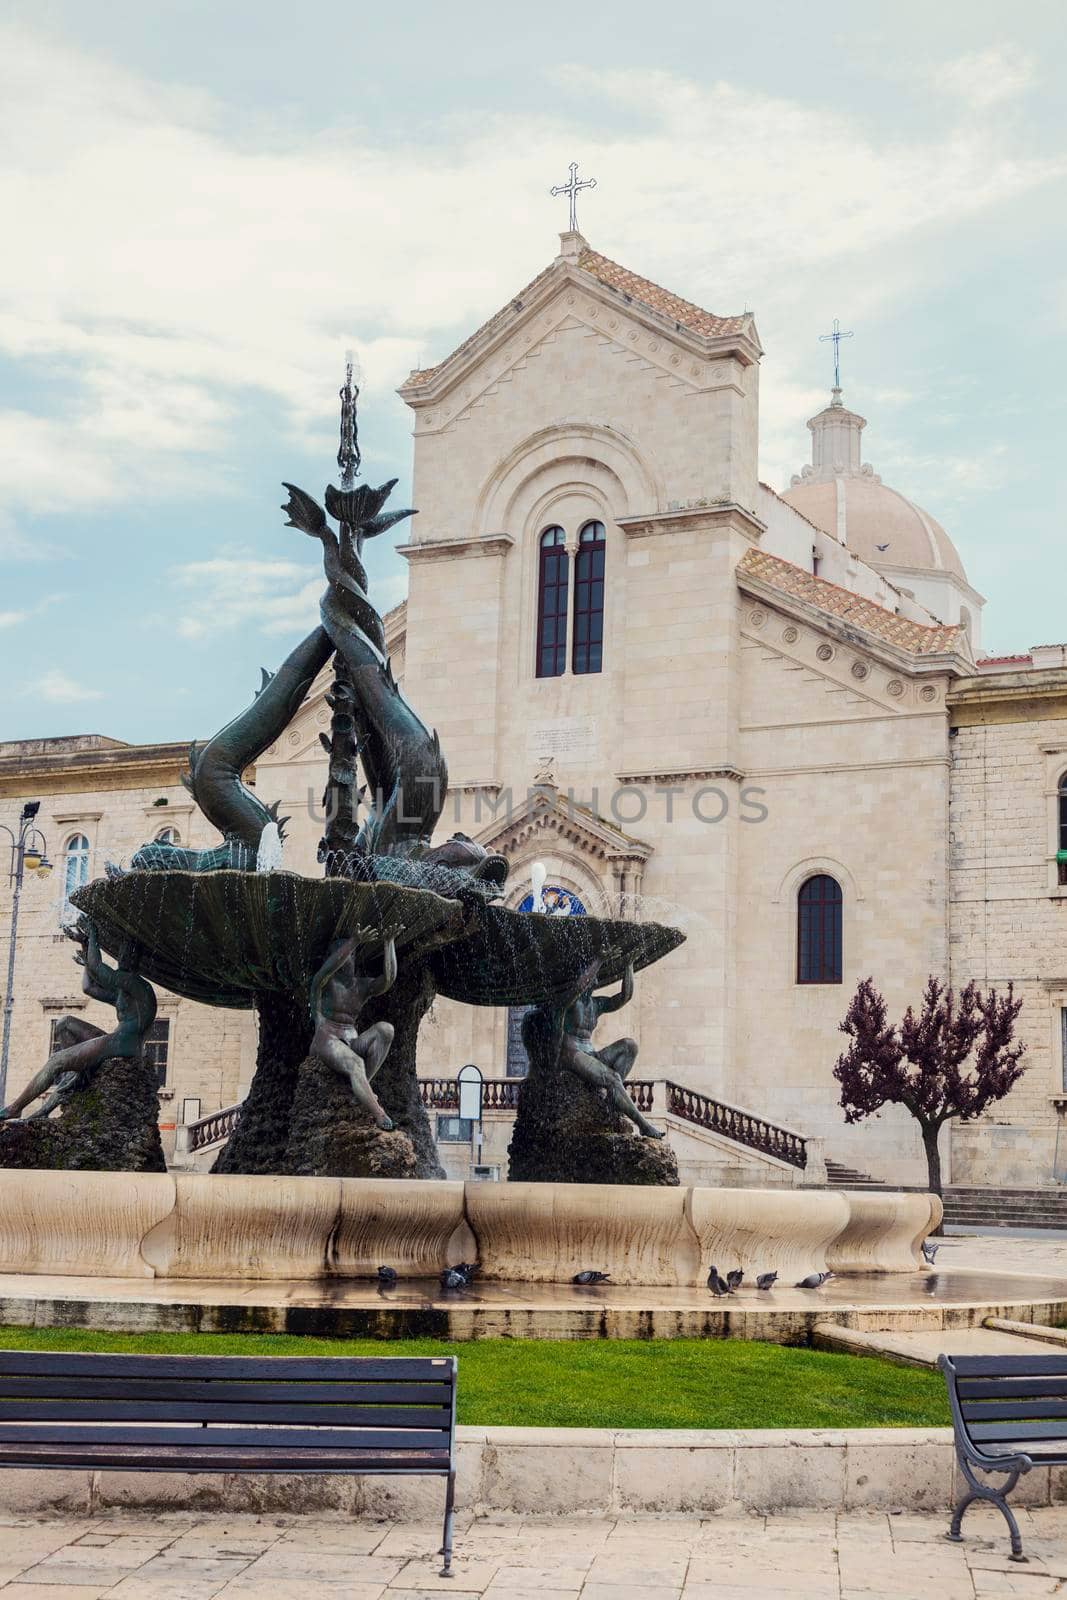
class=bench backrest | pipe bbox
[939,1352,1067,1455]
[0,1350,457,1454]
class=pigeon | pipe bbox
[795,1272,834,1289]
[756,1272,778,1291]
[377,1266,398,1285]
[440,1267,468,1291]
[707,1266,732,1297]
[725,1269,744,1291]
[572,1271,610,1286]
[922,1241,940,1266]
[453,1262,480,1282]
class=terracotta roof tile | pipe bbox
[402,245,748,389]
[737,549,965,657]
[977,653,1032,669]
[576,248,748,338]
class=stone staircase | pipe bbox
[941,1186,1067,1231]
[824,1159,885,1190]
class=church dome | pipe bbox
[780,391,968,583]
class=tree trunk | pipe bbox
[213,991,311,1175]
[921,1120,945,1234]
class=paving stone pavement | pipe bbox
[0,1507,1062,1597]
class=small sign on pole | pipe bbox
[457,1064,484,1176]
[457,1063,484,1123]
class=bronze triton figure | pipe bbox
[0,922,157,1121]
[545,956,665,1139]
[309,935,398,1128]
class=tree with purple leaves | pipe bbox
[833,976,1026,1200]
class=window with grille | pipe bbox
[144,1019,171,1088]
[535,526,569,678]
[155,826,180,845]
[572,520,605,676]
[797,874,843,984]
[1058,775,1067,886]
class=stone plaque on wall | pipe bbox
[526,716,597,761]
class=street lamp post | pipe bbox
[1,802,53,1106]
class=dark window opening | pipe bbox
[797,874,843,984]
[572,520,605,676]
[536,526,569,678]
[1059,775,1067,886]
[436,1114,474,1142]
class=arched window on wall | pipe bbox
[155,827,180,845]
[572,520,606,676]
[62,834,90,910]
[796,873,843,984]
[1058,774,1067,886]
[535,526,569,679]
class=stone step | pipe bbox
[941,1186,1067,1231]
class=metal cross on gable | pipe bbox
[550,161,597,232]
[819,318,854,391]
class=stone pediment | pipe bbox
[473,783,652,867]
[397,237,761,437]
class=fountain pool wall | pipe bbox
[0,1171,938,1284]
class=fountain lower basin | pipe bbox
[0,1169,938,1284]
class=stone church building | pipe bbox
[3,229,1065,1191]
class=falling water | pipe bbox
[256,822,284,874]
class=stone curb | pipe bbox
[1,1425,1063,1518]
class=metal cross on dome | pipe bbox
[819,318,854,392]
[550,161,597,232]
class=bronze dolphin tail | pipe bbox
[187,624,334,850]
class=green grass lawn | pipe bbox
[0,1327,948,1430]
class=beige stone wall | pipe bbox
[0,787,254,1143]
[947,707,1067,1184]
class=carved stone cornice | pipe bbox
[618,503,765,543]
[397,534,514,563]
[616,767,745,786]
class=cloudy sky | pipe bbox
[1,0,1064,742]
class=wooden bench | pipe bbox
[938,1351,1067,1562]
[0,1349,459,1575]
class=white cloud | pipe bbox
[0,611,27,628]
[0,26,1062,523]
[169,550,322,639]
[36,669,103,703]
[936,48,1036,110]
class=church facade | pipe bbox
[2,230,1065,1189]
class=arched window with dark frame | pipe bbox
[572,519,605,676]
[1058,773,1067,885]
[535,526,569,678]
[796,873,843,984]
